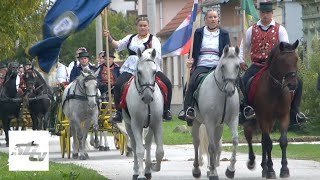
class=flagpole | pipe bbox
[104,7,112,113]
[242,0,247,66]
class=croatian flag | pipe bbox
[161,0,198,56]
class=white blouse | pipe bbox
[116,34,162,74]
[197,27,220,68]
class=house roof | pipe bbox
[157,0,198,37]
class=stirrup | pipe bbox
[243,106,255,120]
[296,112,307,124]
[186,107,196,120]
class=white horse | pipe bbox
[123,48,164,180]
[192,46,240,180]
[62,68,99,160]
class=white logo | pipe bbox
[51,11,79,38]
[9,131,49,171]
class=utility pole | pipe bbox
[147,0,156,34]
[96,15,103,61]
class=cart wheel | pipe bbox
[59,129,66,158]
[118,132,125,155]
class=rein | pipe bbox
[135,59,156,95]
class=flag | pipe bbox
[161,0,198,56]
[28,0,111,73]
[242,0,259,28]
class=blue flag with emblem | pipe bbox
[28,0,111,73]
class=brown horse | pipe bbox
[243,40,299,179]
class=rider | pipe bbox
[239,2,305,124]
[177,9,244,126]
[105,15,173,123]
[69,49,96,82]
[96,51,120,96]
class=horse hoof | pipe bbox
[99,146,104,151]
[79,155,87,160]
[262,169,267,178]
[84,153,89,159]
[145,173,151,180]
[225,168,235,179]
[192,168,201,178]
[266,171,276,179]
[209,176,219,180]
[72,153,78,159]
[126,151,133,157]
[132,175,138,180]
[247,160,256,170]
[280,168,290,178]
[6,143,9,147]
[151,162,161,172]
[104,146,110,151]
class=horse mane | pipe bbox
[32,68,53,94]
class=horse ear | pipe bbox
[293,39,299,50]
[94,68,100,78]
[151,49,156,59]
[235,46,240,56]
[279,42,285,51]
[137,48,142,59]
[223,45,229,55]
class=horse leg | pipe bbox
[279,119,290,178]
[151,122,164,173]
[80,120,91,160]
[70,120,79,159]
[131,124,145,179]
[3,118,10,147]
[192,121,201,178]
[31,113,37,130]
[103,131,110,151]
[262,132,276,179]
[144,128,153,180]
[244,125,256,170]
[99,131,104,151]
[225,120,239,179]
[261,135,268,177]
[124,122,139,179]
[206,124,219,179]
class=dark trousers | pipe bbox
[156,71,172,111]
[184,66,211,109]
[114,71,172,111]
[114,72,133,110]
[241,64,263,102]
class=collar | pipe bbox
[256,19,275,29]
[204,26,220,36]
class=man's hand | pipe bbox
[240,62,247,71]
[187,58,194,68]
[103,29,113,43]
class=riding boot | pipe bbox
[156,71,172,121]
[179,88,195,126]
[110,86,122,123]
[239,78,255,124]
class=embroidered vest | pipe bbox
[101,64,116,85]
[127,34,153,55]
[251,23,280,63]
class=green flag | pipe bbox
[242,0,259,28]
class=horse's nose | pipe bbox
[141,96,153,104]
[287,83,297,91]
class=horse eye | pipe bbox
[221,65,225,70]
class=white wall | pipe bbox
[110,0,136,15]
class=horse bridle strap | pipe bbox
[135,59,156,95]
[268,71,297,89]
[213,70,238,94]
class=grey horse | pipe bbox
[123,48,164,180]
[62,68,99,160]
[192,46,240,180]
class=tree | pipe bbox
[0,0,50,62]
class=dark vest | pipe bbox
[127,34,153,55]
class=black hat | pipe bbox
[258,2,274,12]
[9,62,19,68]
[78,52,90,58]
[100,51,115,58]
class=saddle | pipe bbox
[193,73,209,102]
[119,76,168,109]
[246,66,268,105]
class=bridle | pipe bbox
[268,50,297,91]
[135,59,156,95]
[214,65,239,96]
[76,73,98,98]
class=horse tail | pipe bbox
[199,124,209,167]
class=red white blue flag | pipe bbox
[161,0,198,56]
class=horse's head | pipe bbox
[79,68,98,109]
[136,48,157,104]
[7,62,19,78]
[267,40,299,91]
[216,45,240,97]
[23,67,38,93]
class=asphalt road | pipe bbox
[1,132,320,180]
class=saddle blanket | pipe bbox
[248,66,268,105]
[119,76,168,109]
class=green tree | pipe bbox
[0,0,50,62]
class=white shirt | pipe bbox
[116,34,162,74]
[239,19,289,63]
[56,62,69,83]
[197,27,220,68]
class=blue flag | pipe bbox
[29,0,111,73]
